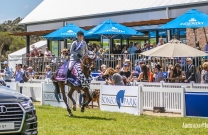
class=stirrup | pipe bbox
[64,80,68,85]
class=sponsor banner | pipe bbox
[100,85,139,115]
[43,84,69,108]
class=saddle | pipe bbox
[55,61,92,88]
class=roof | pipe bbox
[8,41,47,57]
[20,0,208,24]
[13,18,173,36]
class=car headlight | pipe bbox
[20,99,34,110]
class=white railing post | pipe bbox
[138,85,143,115]
[181,86,186,117]
[133,80,137,86]
[40,82,44,105]
[16,82,20,93]
[160,81,164,107]
[190,81,194,89]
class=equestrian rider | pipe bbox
[65,30,88,84]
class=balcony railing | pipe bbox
[21,53,207,74]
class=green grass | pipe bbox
[36,105,208,135]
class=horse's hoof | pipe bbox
[81,107,85,113]
[72,105,76,111]
[69,113,73,117]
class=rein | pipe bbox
[80,53,95,71]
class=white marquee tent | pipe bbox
[8,40,47,70]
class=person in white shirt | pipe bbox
[44,47,52,57]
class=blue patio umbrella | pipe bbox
[44,23,97,40]
[85,19,144,39]
[159,9,208,45]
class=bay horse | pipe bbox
[53,51,96,116]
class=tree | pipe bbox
[0,32,26,61]
[0,17,43,61]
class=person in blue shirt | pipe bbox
[154,64,164,82]
[127,42,136,54]
[45,65,52,79]
[134,61,143,77]
[3,61,13,82]
[14,64,24,93]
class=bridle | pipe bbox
[80,52,95,71]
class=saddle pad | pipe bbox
[68,62,92,89]
[55,62,69,81]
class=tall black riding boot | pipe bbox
[65,69,71,85]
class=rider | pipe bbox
[65,30,88,84]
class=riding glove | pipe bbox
[77,54,82,58]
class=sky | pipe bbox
[0,0,43,23]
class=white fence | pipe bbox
[6,79,208,116]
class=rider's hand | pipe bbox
[77,54,82,58]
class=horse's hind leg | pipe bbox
[68,87,76,111]
[58,82,73,116]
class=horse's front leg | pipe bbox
[81,87,92,112]
[58,82,73,116]
[68,86,76,111]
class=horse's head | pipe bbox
[82,51,96,71]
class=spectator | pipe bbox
[204,42,208,60]
[120,63,131,78]
[172,63,182,78]
[185,58,196,83]
[167,65,173,78]
[143,43,147,51]
[30,45,39,57]
[2,61,13,82]
[195,41,201,50]
[104,48,109,55]
[134,61,143,77]
[201,62,208,83]
[123,50,129,60]
[44,47,52,57]
[95,45,100,54]
[61,49,67,63]
[98,64,106,78]
[27,66,36,79]
[128,42,136,54]
[88,43,93,51]
[115,65,121,73]
[121,59,131,71]
[154,64,164,82]
[51,55,57,64]
[105,67,124,85]
[22,65,30,82]
[204,42,208,52]
[113,45,121,54]
[45,65,52,79]
[121,45,128,54]
[145,42,152,51]
[157,38,164,47]
[98,48,104,59]
[37,48,44,57]
[92,43,97,51]
[132,64,148,82]
[14,64,24,93]
[135,43,142,54]
[147,65,153,82]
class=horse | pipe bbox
[53,51,96,116]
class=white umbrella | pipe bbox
[141,39,208,57]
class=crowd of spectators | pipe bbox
[97,56,208,86]
[3,38,208,86]
[0,60,53,93]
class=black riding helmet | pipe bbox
[77,30,84,36]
